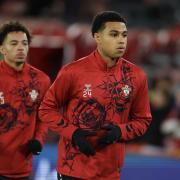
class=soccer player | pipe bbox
[39,11,152,180]
[0,21,50,180]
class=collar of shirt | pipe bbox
[91,50,121,72]
[1,60,28,76]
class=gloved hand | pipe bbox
[98,124,121,146]
[27,139,42,155]
[72,129,96,156]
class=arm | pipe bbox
[28,76,51,155]
[34,114,48,146]
[34,76,51,145]
[119,72,152,141]
[38,66,78,140]
[97,71,152,146]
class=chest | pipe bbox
[0,75,41,105]
[73,68,136,113]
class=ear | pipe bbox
[0,46,6,55]
[94,32,101,44]
[0,46,3,54]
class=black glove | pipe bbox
[98,124,121,146]
[72,129,96,156]
[27,139,42,155]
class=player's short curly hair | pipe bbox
[0,21,32,45]
[91,11,127,37]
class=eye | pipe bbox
[122,32,128,37]
[110,33,118,37]
[23,42,28,46]
[23,41,28,46]
[10,42,17,46]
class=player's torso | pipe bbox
[66,59,137,130]
[0,67,41,135]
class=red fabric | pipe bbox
[0,61,50,178]
[39,50,152,179]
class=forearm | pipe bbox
[34,120,48,145]
[39,104,78,140]
[119,117,152,141]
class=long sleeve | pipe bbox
[34,115,48,145]
[119,72,152,141]
[38,66,78,140]
[34,76,51,145]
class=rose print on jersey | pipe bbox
[0,68,41,134]
[64,99,109,171]
[97,61,134,116]
[0,104,17,134]
[97,74,132,115]
[63,61,135,171]
[10,68,41,116]
[62,140,80,172]
[72,98,108,129]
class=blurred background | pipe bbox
[0,0,180,179]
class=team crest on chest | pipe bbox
[121,85,131,97]
[29,89,38,101]
[0,92,5,104]
[83,84,92,97]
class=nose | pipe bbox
[17,43,25,51]
[118,35,126,44]
[118,41,124,44]
[117,39,125,45]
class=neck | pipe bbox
[97,48,118,68]
[4,59,24,71]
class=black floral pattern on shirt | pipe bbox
[97,61,134,116]
[0,68,41,134]
[0,103,17,134]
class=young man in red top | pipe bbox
[0,21,50,179]
[39,11,152,180]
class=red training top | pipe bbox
[39,50,152,180]
[0,61,50,178]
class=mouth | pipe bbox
[16,54,25,59]
[116,48,125,53]
[117,47,125,50]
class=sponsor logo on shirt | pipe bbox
[29,89,38,102]
[83,84,92,97]
[0,92,5,104]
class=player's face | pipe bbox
[1,31,29,64]
[95,22,127,60]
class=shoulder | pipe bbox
[64,56,90,71]
[58,55,91,76]
[121,58,147,79]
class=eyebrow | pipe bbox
[109,30,128,33]
[9,40,28,43]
